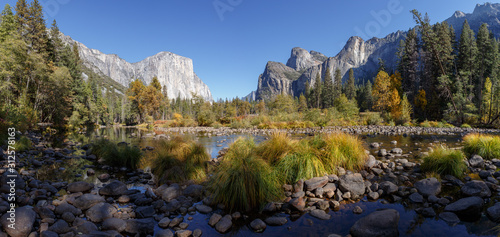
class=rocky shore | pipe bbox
[1,129,500,237]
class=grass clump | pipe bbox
[146,137,210,183]
[210,138,282,212]
[320,133,368,173]
[275,140,327,183]
[256,132,294,165]
[14,136,32,152]
[92,139,142,170]
[420,146,467,178]
[461,123,472,128]
[463,133,500,160]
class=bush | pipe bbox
[361,112,383,125]
[210,138,282,212]
[14,136,32,152]
[461,123,472,128]
[463,133,500,160]
[92,139,142,170]
[147,137,210,183]
[229,119,251,129]
[320,133,368,174]
[420,146,466,178]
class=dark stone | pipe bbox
[215,215,232,233]
[409,192,424,203]
[469,155,484,168]
[86,203,117,222]
[136,206,156,218]
[195,204,212,214]
[379,181,398,195]
[125,218,155,235]
[461,180,491,198]
[265,216,288,226]
[289,197,305,211]
[304,176,329,191]
[48,219,71,234]
[338,173,365,197]
[67,181,93,193]
[101,218,126,232]
[439,212,460,225]
[72,194,105,210]
[350,209,399,237]
[250,218,266,232]
[99,180,128,196]
[0,206,35,237]
[310,209,331,220]
[183,184,204,199]
[487,203,500,222]
[208,213,222,227]
[155,229,174,237]
[414,178,441,197]
[444,197,484,221]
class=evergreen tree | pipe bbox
[48,20,63,65]
[476,23,492,118]
[345,68,356,100]
[321,69,334,108]
[314,72,322,108]
[298,94,308,112]
[26,0,48,56]
[399,28,419,103]
[0,4,16,42]
[333,69,342,100]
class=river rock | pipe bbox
[48,219,71,234]
[409,192,424,203]
[40,231,58,237]
[379,181,398,195]
[414,178,441,197]
[469,155,484,168]
[444,197,483,221]
[215,215,232,233]
[175,230,192,237]
[390,148,403,154]
[101,218,126,232]
[125,218,155,235]
[487,203,500,222]
[86,203,117,222]
[209,213,222,226]
[310,209,331,220]
[338,173,365,197]
[136,206,156,218]
[155,229,174,237]
[439,212,460,225]
[159,184,181,202]
[250,218,266,232]
[54,202,81,216]
[1,206,36,237]
[99,180,128,196]
[72,194,105,210]
[350,209,400,237]
[67,181,93,193]
[195,204,212,214]
[183,184,204,199]
[289,197,305,211]
[365,155,377,169]
[461,180,491,198]
[265,216,288,226]
[158,217,171,228]
[304,176,328,191]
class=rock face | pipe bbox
[249,3,500,101]
[60,34,212,101]
[350,209,400,237]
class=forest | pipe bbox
[1,1,499,135]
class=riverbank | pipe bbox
[1,129,500,236]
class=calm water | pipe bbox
[38,127,500,237]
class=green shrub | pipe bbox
[229,119,251,129]
[14,136,32,152]
[147,137,210,183]
[461,123,472,128]
[463,133,500,160]
[210,138,282,212]
[92,139,142,170]
[421,146,466,178]
[361,112,383,125]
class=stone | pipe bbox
[439,212,460,225]
[368,192,380,200]
[461,180,491,198]
[55,202,81,216]
[414,178,441,197]
[193,229,202,237]
[353,206,363,214]
[350,209,400,237]
[265,216,288,226]
[61,212,75,223]
[86,203,117,222]
[310,209,331,220]
[208,213,222,227]
[175,230,192,237]
[1,206,36,237]
[125,218,155,235]
[41,231,58,237]
[155,229,174,237]
[379,181,398,195]
[48,219,71,234]
[294,179,304,193]
[169,217,183,228]
[378,149,387,156]
[289,197,305,211]
[99,180,128,196]
[215,215,232,233]
[390,148,403,154]
[75,221,98,234]
[101,218,126,232]
[479,170,492,179]
[469,155,484,168]
[365,155,377,169]
[338,173,365,197]
[444,197,484,221]
[250,218,266,232]
[370,143,380,148]
[67,181,93,193]
[97,173,110,182]
[183,184,204,199]
[487,203,500,222]
[195,204,212,214]
[421,207,436,217]
[408,192,424,203]
[158,184,181,202]
[304,176,329,191]
[72,194,105,210]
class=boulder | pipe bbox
[99,181,128,196]
[487,203,500,222]
[461,180,491,198]
[469,155,484,168]
[304,176,328,191]
[125,218,155,235]
[101,218,126,232]
[265,216,288,226]
[67,181,93,193]
[414,178,441,197]
[444,197,483,221]
[289,197,305,211]
[350,209,400,237]
[1,206,36,237]
[408,192,424,203]
[48,219,71,234]
[250,218,266,232]
[310,209,331,220]
[159,184,181,202]
[72,194,105,210]
[338,173,365,197]
[215,215,232,233]
[195,204,213,214]
[155,229,174,237]
[183,184,204,199]
[208,213,222,227]
[86,203,117,222]
[439,212,460,225]
[379,181,398,195]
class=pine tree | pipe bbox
[399,28,420,103]
[314,72,322,108]
[333,69,342,100]
[0,4,16,42]
[321,69,334,108]
[48,20,63,65]
[476,23,492,118]
[457,19,478,104]
[345,68,356,100]
[15,0,29,36]
[27,0,48,56]
[298,94,307,112]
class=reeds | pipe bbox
[92,138,142,170]
[420,146,467,178]
[320,133,368,173]
[463,133,500,160]
[14,136,32,152]
[256,132,294,165]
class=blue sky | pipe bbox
[2,0,492,100]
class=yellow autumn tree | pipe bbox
[415,89,427,111]
[372,71,400,118]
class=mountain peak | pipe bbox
[286,47,324,71]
